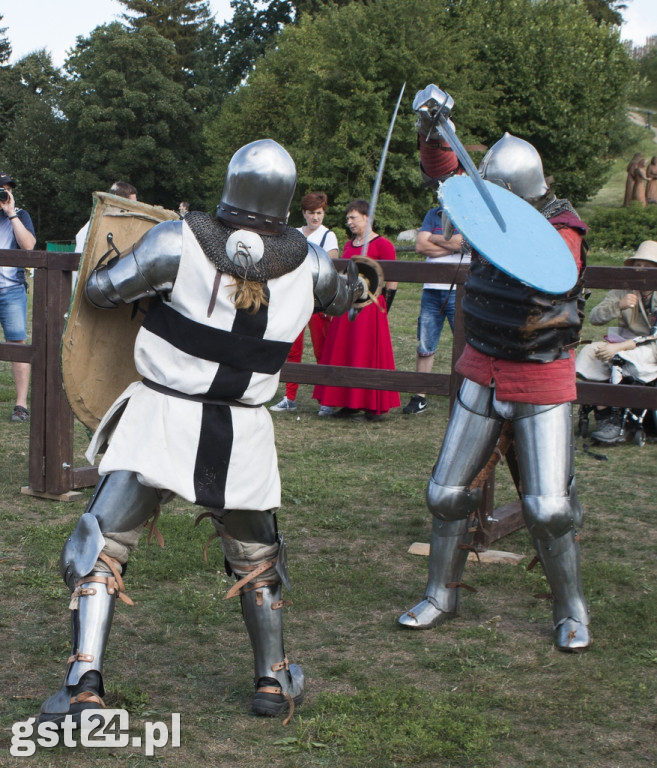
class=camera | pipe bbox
[0,189,9,202]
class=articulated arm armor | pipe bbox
[85,220,183,308]
[307,241,360,316]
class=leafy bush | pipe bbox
[586,204,657,252]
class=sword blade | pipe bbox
[437,117,507,232]
[362,82,406,260]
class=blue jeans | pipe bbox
[0,284,27,341]
[417,288,455,356]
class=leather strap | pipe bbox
[224,558,277,600]
[70,691,105,707]
[97,554,134,606]
[256,683,296,726]
[145,505,165,548]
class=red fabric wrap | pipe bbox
[418,133,459,181]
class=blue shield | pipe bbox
[438,175,578,294]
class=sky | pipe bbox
[3,0,657,67]
[3,0,233,67]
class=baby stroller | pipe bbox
[578,359,657,447]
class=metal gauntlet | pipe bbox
[309,241,360,316]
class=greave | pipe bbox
[66,572,117,687]
[241,584,297,688]
[533,530,590,652]
[240,584,304,719]
[39,571,116,719]
[399,517,473,629]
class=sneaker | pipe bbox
[590,418,627,445]
[270,397,297,412]
[403,395,427,415]
[11,405,29,423]
[317,405,334,417]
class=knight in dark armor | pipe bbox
[38,139,359,728]
[399,123,591,653]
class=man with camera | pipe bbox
[0,172,36,422]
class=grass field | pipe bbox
[1,126,657,767]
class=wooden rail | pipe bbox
[282,259,657,549]
[1,248,656,520]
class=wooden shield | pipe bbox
[61,192,179,431]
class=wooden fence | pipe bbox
[1,246,656,543]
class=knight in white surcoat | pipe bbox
[38,140,359,727]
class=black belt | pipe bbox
[142,378,260,408]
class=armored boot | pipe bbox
[241,584,304,723]
[533,530,590,652]
[399,517,474,629]
[38,570,118,726]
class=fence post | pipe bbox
[21,250,97,500]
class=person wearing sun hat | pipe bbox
[0,172,36,423]
[576,240,657,441]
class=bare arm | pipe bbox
[416,229,464,258]
[593,339,636,362]
[1,191,36,250]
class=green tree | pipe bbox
[0,13,11,63]
[204,0,633,234]
[213,0,295,97]
[213,0,364,99]
[0,51,68,242]
[579,0,627,25]
[117,0,214,89]
[453,0,635,202]
[206,0,469,232]
[60,22,206,222]
[635,46,657,108]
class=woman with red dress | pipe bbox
[313,199,401,421]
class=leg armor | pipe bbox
[212,509,303,723]
[399,380,503,629]
[39,472,161,726]
[514,402,590,652]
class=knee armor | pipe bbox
[522,478,583,541]
[60,472,162,589]
[426,480,483,522]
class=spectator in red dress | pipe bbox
[313,199,401,421]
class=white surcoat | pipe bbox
[87,222,314,510]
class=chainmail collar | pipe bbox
[185,211,308,282]
[539,195,579,221]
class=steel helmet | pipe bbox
[479,132,549,204]
[216,139,297,235]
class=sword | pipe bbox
[421,89,507,232]
[362,82,406,260]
